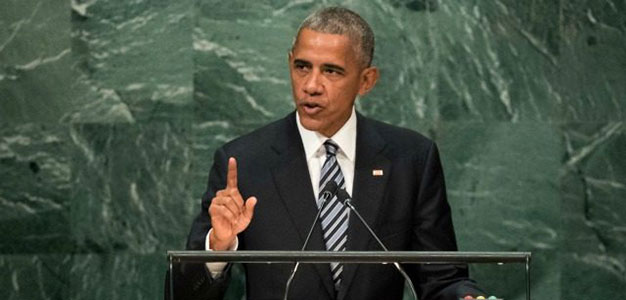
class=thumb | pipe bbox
[243,196,257,221]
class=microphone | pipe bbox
[336,188,418,300]
[282,181,339,300]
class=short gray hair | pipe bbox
[293,6,375,67]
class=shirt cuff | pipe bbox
[204,228,238,278]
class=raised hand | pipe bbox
[208,157,257,250]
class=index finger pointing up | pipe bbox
[227,157,238,189]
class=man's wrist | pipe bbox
[205,229,238,278]
[209,230,236,251]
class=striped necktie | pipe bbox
[318,140,349,291]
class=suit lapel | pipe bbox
[270,113,336,298]
[338,114,390,300]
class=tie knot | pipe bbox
[324,140,339,156]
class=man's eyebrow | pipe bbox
[292,60,346,73]
[293,59,311,66]
[322,63,345,73]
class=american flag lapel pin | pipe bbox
[372,169,383,176]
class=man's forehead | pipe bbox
[292,29,360,63]
[295,29,352,46]
[294,28,359,46]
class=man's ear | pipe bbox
[358,66,379,96]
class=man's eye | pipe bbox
[294,63,308,70]
[323,68,342,76]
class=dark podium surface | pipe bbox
[167,251,531,300]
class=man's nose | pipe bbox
[303,70,323,95]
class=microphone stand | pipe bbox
[282,182,338,300]
[337,189,419,300]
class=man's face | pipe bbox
[289,28,378,137]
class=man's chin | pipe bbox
[298,118,321,132]
[295,112,322,129]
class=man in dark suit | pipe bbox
[175,6,484,300]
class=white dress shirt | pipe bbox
[205,107,357,277]
[296,107,356,198]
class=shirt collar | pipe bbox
[296,107,357,162]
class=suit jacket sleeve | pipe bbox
[168,147,233,300]
[407,142,484,299]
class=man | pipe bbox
[175,6,484,300]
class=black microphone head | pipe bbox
[321,181,338,195]
[336,188,351,204]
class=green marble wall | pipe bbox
[1,0,625,299]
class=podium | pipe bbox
[167,251,531,300]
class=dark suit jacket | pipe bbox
[174,112,483,300]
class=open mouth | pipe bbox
[304,103,320,109]
[300,102,323,114]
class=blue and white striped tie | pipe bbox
[318,140,349,291]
